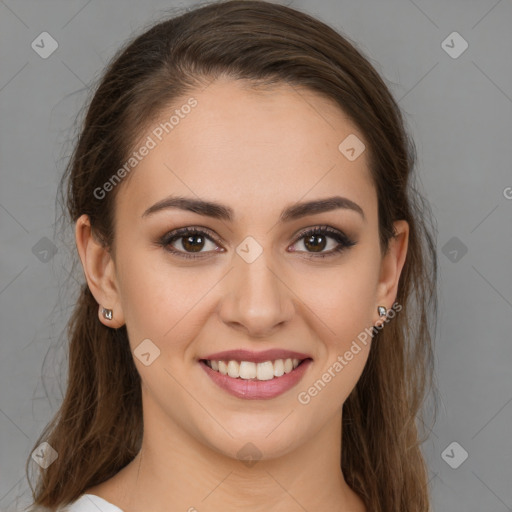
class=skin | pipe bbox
[76,76,408,512]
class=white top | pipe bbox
[59,494,124,512]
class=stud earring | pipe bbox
[101,307,113,320]
[377,306,387,317]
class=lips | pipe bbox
[198,348,313,400]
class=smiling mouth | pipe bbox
[200,358,311,381]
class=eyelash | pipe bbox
[158,225,356,260]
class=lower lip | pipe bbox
[199,359,312,400]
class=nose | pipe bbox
[217,248,295,338]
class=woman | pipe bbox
[26,1,438,510]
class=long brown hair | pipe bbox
[26,1,438,510]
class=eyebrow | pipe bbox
[141,195,365,223]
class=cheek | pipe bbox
[296,277,374,411]
[294,262,378,342]
[116,246,217,354]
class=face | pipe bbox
[78,77,408,462]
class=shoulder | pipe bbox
[57,494,125,512]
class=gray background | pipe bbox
[1,0,511,511]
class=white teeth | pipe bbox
[256,361,274,381]
[273,359,284,377]
[239,361,256,379]
[205,357,306,380]
[218,360,228,375]
[227,360,239,378]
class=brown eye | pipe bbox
[159,227,221,259]
[303,232,328,252]
[290,226,356,258]
[180,233,207,252]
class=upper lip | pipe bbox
[201,349,312,363]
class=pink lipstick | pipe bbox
[199,349,313,400]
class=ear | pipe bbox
[375,220,409,324]
[75,214,125,328]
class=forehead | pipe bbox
[116,77,376,225]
